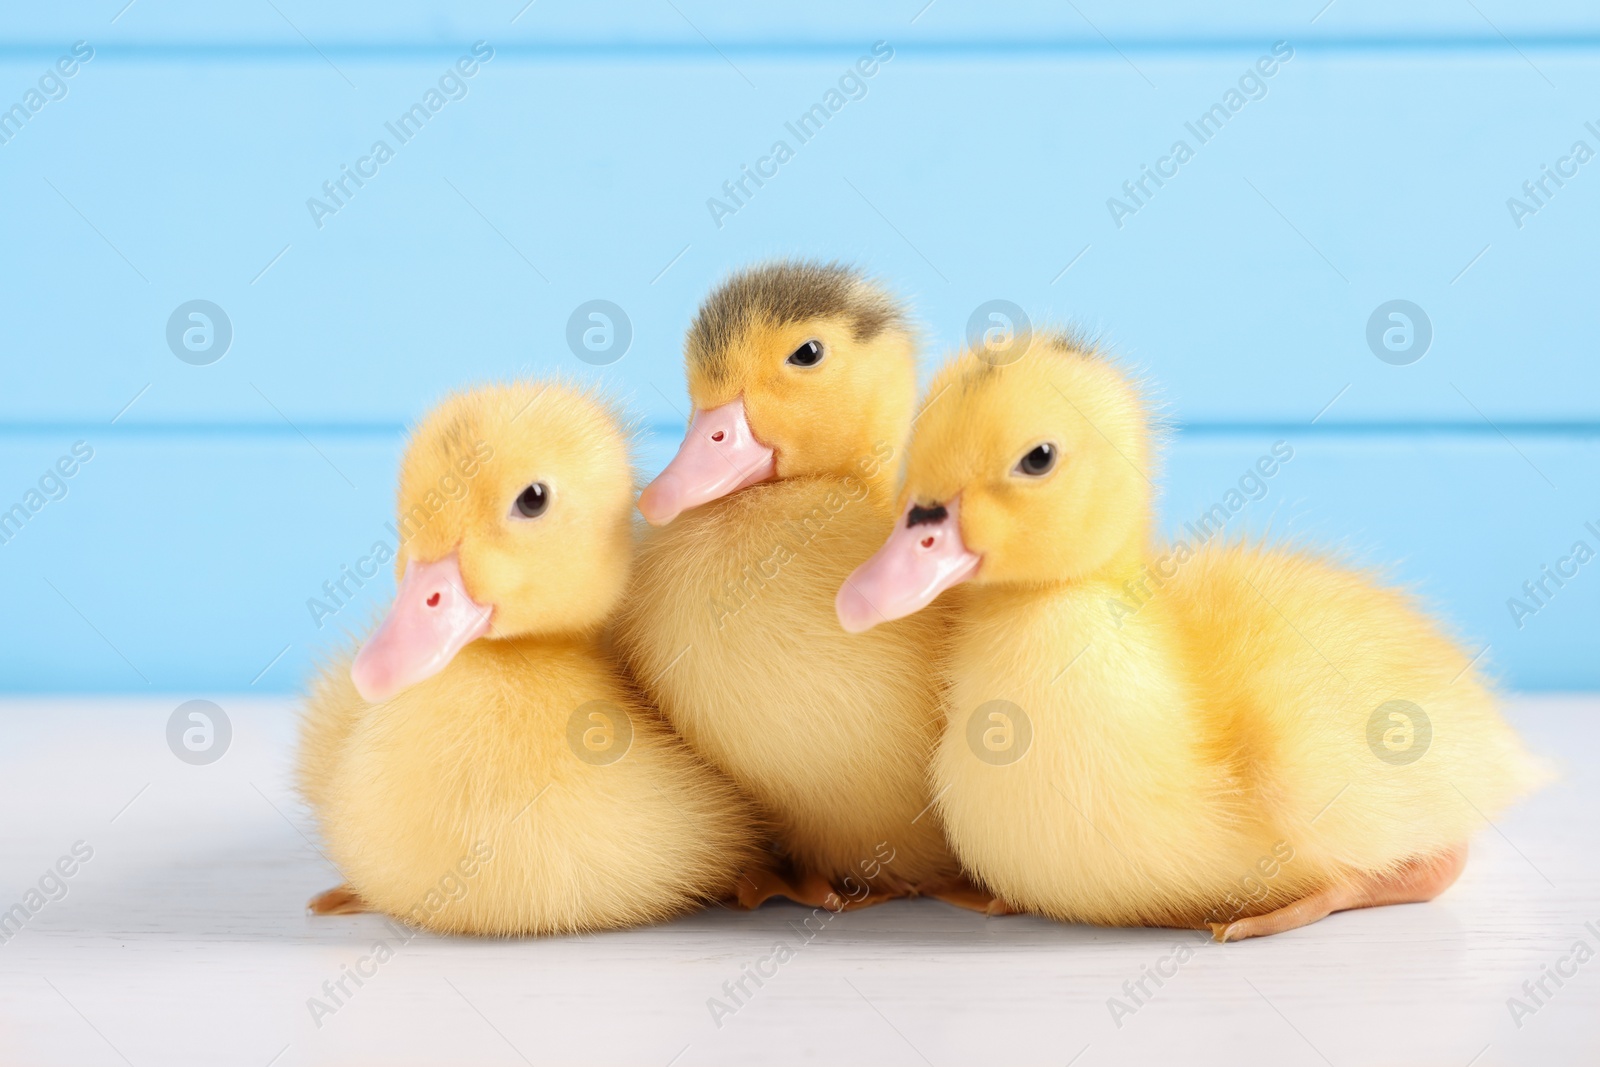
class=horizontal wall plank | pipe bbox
[0,429,1592,693]
[7,1,1600,49]
[1,52,1597,428]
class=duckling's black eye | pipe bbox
[513,483,549,519]
[1014,444,1057,477]
[786,340,824,367]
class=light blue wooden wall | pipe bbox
[1,2,1595,693]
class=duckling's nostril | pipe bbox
[426,592,441,608]
[711,430,725,442]
[920,536,935,549]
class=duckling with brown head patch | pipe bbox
[616,261,981,909]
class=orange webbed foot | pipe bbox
[308,884,369,916]
[920,874,1018,916]
[732,864,807,910]
[730,862,907,911]
[1211,844,1467,942]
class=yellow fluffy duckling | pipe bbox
[838,336,1544,940]
[614,261,974,908]
[298,381,759,935]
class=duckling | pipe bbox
[297,381,760,935]
[614,261,976,908]
[838,336,1545,940]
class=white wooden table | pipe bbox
[0,696,1594,1066]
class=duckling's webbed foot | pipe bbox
[920,873,1018,916]
[307,884,370,916]
[731,865,802,909]
[1210,844,1468,943]
[730,863,905,911]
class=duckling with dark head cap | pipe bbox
[616,261,991,910]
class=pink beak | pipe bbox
[837,496,981,633]
[637,398,777,526]
[350,554,494,703]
